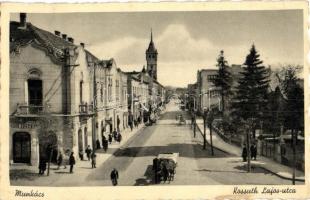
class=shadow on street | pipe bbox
[113,143,230,159]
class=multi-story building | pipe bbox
[9,13,96,165]
[186,83,198,111]
[9,13,130,166]
[196,69,220,114]
[126,69,150,123]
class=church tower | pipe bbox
[146,29,158,80]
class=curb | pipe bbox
[251,164,305,182]
[195,122,305,182]
[195,124,236,156]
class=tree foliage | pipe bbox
[213,50,232,114]
[232,45,270,122]
[276,66,304,132]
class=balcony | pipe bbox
[79,103,94,115]
[15,103,50,116]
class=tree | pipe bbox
[206,109,217,156]
[276,65,304,185]
[213,50,232,115]
[232,44,270,138]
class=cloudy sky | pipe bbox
[11,10,304,87]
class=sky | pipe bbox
[11,10,304,87]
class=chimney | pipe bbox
[62,34,67,40]
[80,43,85,48]
[54,30,61,37]
[20,13,26,27]
[68,37,74,43]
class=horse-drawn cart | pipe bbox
[153,153,179,183]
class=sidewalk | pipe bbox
[10,123,147,186]
[195,118,305,182]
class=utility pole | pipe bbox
[292,129,296,185]
[92,63,97,152]
[193,112,196,138]
[203,109,207,150]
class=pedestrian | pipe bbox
[250,143,257,160]
[69,152,75,173]
[129,122,133,131]
[117,116,121,131]
[108,133,113,144]
[162,164,169,183]
[85,145,92,161]
[110,168,119,186]
[117,132,122,143]
[113,129,118,141]
[38,158,47,175]
[103,139,108,152]
[79,150,84,161]
[242,145,247,162]
[138,116,141,124]
[91,153,97,168]
[96,139,101,149]
[101,135,106,148]
[56,151,63,170]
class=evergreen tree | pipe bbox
[213,50,232,115]
[232,45,270,138]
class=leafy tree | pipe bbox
[264,86,285,135]
[276,66,304,133]
[232,45,270,138]
[276,65,304,184]
[213,50,232,115]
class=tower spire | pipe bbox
[151,28,153,42]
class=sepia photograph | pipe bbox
[0,2,309,199]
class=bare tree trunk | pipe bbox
[292,129,296,185]
[247,131,251,173]
[209,123,214,156]
[203,118,206,150]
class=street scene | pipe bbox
[9,10,305,186]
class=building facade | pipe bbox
[196,69,220,114]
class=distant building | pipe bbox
[196,69,220,114]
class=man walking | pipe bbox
[110,168,119,186]
[85,145,92,161]
[38,158,47,175]
[69,152,75,173]
[250,143,257,160]
[91,153,97,168]
[242,145,247,162]
[117,116,120,132]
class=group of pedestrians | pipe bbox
[38,150,76,175]
[108,129,122,144]
[242,143,257,162]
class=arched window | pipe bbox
[27,68,43,114]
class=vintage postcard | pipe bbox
[0,2,309,200]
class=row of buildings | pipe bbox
[9,13,166,165]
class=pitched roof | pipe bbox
[10,21,76,62]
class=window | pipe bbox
[80,81,83,103]
[116,80,120,101]
[208,75,218,82]
[28,79,43,113]
[100,83,103,102]
[108,78,113,102]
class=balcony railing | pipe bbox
[15,103,50,115]
[79,103,94,115]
